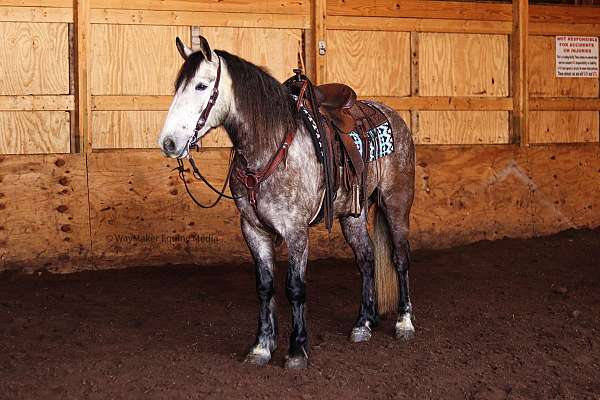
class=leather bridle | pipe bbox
[175,55,241,208]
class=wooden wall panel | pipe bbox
[528,145,600,235]
[529,111,599,144]
[201,27,302,83]
[89,0,310,15]
[415,111,509,144]
[0,22,69,95]
[327,30,410,96]
[0,111,70,154]
[92,111,166,149]
[2,144,599,273]
[529,36,599,98]
[0,154,91,273]
[411,145,533,249]
[326,0,512,21]
[91,25,190,95]
[419,33,509,97]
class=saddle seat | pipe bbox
[314,83,357,133]
[314,83,357,110]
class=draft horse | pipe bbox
[158,36,416,369]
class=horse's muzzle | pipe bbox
[161,136,188,158]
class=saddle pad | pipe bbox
[291,94,326,162]
[348,121,394,162]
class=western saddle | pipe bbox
[283,70,389,231]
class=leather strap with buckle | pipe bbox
[235,130,295,208]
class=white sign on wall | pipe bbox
[556,36,599,78]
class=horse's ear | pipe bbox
[175,37,193,60]
[197,35,212,62]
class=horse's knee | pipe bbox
[256,268,274,298]
[257,280,273,300]
[285,277,306,304]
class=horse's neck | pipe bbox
[223,111,291,171]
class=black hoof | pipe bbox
[284,355,308,369]
[350,326,372,343]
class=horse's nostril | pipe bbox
[163,137,176,152]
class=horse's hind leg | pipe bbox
[340,211,378,342]
[241,218,278,365]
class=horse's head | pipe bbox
[158,36,231,158]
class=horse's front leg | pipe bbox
[340,211,378,342]
[241,218,277,366]
[283,229,309,369]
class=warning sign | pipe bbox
[556,36,598,78]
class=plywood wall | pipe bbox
[418,33,509,97]
[327,30,410,96]
[201,27,302,83]
[529,111,599,144]
[529,35,599,98]
[90,25,191,96]
[3,144,598,273]
[528,35,600,144]
[92,111,167,149]
[414,111,509,144]
[0,111,70,154]
[88,25,190,149]
[0,154,91,273]
[0,22,69,95]
[0,21,71,154]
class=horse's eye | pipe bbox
[195,83,208,91]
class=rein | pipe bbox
[176,149,240,209]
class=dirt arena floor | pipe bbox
[1,229,599,400]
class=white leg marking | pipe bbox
[395,313,414,332]
[250,345,271,358]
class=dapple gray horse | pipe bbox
[158,36,415,369]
